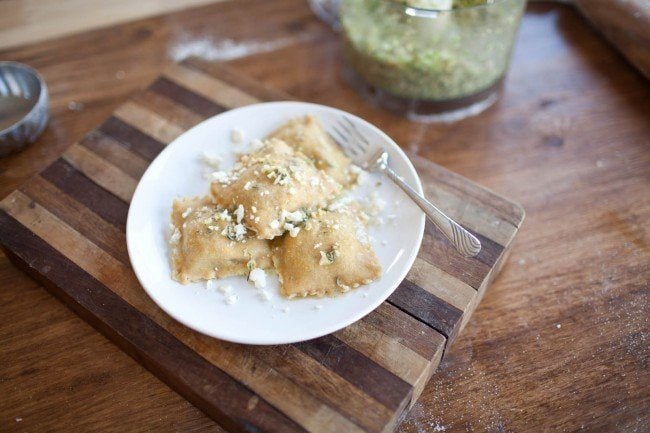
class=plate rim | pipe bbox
[126,101,425,345]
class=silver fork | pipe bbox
[329,116,482,257]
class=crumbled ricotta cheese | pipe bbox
[251,206,257,213]
[349,164,368,185]
[250,138,264,151]
[201,152,222,168]
[231,128,244,144]
[221,223,247,241]
[181,207,192,219]
[218,285,232,294]
[282,209,306,224]
[234,223,246,237]
[234,204,245,223]
[319,245,340,265]
[269,219,280,229]
[283,222,301,237]
[264,165,291,185]
[216,209,232,222]
[288,187,297,195]
[243,181,254,191]
[170,228,181,244]
[210,171,231,184]
[248,268,267,289]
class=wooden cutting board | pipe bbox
[0,58,524,433]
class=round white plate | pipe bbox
[127,101,425,345]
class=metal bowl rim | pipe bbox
[0,61,49,137]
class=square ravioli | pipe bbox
[210,138,342,239]
[272,209,382,298]
[268,115,357,187]
[170,196,273,284]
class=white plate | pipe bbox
[127,101,425,345]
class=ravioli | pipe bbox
[268,115,357,186]
[272,209,382,298]
[210,138,342,239]
[170,196,273,284]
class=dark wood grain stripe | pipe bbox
[362,303,446,360]
[80,130,149,180]
[388,279,464,342]
[40,159,129,231]
[294,334,412,412]
[148,77,227,119]
[20,177,130,266]
[0,210,307,433]
[98,116,165,162]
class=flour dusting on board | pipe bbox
[169,36,310,62]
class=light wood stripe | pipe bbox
[423,181,516,247]
[114,101,185,144]
[254,344,394,432]
[81,131,150,180]
[133,89,206,131]
[21,176,129,266]
[335,318,429,389]
[164,63,260,109]
[1,191,368,433]
[407,257,476,312]
[63,143,137,203]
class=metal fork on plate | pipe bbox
[329,116,482,257]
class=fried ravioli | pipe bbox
[170,196,273,284]
[272,209,381,298]
[210,139,342,239]
[268,115,357,187]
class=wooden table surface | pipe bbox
[1,1,648,431]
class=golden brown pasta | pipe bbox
[272,209,382,298]
[268,115,357,186]
[170,196,273,284]
[210,139,342,239]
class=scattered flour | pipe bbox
[169,36,311,62]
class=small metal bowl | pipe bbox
[0,62,49,156]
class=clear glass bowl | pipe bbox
[339,0,526,121]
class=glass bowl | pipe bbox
[339,0,526,121]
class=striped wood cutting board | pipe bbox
[0,58,524,433]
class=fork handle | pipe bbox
[385,167,482,257]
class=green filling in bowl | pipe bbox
[340,0,526,101]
